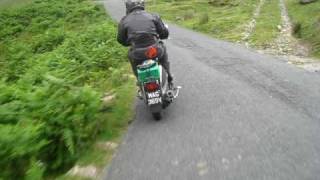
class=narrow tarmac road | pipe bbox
[103,1,320,179]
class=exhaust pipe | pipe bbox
[166,86,182,100]
[162,86,182,109]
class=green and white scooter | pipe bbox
[137,47,181,120]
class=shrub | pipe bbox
[0,0,129,179]
[199,13,209,25]
[292,21,302,38]
[0,123,47,178]
[1,42,33,82]
[32,29,65,53]
[183,10,195,20]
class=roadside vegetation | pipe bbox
[286,0,320,58]
[0,0,135,179]
[148,0,319,59]
[147,0,260,41]
[249,0,281,47]
[147,0,282,44]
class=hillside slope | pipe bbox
[0,0,134,179]
[286,0,320,58]
[148,0,319,59]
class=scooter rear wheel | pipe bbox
[152,112,162,121]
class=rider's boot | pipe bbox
[164,62,174,89]
[167,74,174,89]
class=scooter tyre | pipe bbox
[152,112,162,121]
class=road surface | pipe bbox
[103,1,320,179]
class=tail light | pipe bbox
[145,46,158,59]
[145,82,160,92]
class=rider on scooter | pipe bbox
[117,0,174,85]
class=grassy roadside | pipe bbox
[285,0,320,58]
[147,0,260,42]
[0,0,135,179]
[57,81,136,180]
[147,0,320,59]
[249,0,281,47]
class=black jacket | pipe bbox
[117,9,169,48]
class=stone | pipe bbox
[102,93,115,104]
[97,141,118,151]
[277,25,282,31]
[67,165,98,178]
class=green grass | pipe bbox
[147,0,260,42]
[0,0,135,179]
[56,79,136,180]
[77,81,136,167]
[250,0,281,47]
[286,0,320,58]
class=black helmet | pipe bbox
[125,0,145,14]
